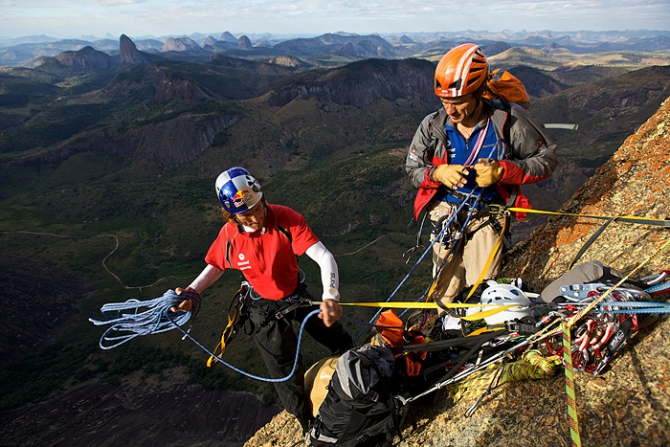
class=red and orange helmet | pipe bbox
[434,44,489,98]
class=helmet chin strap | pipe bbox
[235,204,267,233]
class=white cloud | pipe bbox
[0,0,668,39]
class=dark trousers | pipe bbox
[247,293,353,423]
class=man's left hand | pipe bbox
[319,299,343,327]
[473,159,503,187]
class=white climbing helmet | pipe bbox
[480,284,532,326]
[215,167,263,214]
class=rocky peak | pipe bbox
[201,35,219,47]
[54,45,114,69]
[119,34,149,64]
[238,35,253,50]
[244,96,670,446]
[162,36,200,52]
[220,31,238,43]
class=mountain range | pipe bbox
[0,29,669,446]
[2,29,670,68]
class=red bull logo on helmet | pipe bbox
[232,189,252,208]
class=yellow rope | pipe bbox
[448,349,561,402]
[506,207,670,226]
[562,324,582,447]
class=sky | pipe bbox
[1,0,669,41]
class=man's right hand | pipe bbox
[173,287,201,313]
[432,164,469,189]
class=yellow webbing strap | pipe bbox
[207,301,241,367]
[336,301,520,322]
[465,215,509,301]
[207,288,249,368]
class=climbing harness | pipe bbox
[206,278,312,367]
[175,308,322,383]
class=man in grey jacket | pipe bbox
[405,43,558,306]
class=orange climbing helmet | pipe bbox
[434,43,489,98]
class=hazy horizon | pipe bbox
[1,0,669,42]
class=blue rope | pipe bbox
[90,291,321,383]
[645,280,670,295]
[169,308,321,383]
[353,190,483,343]
[89,290,192,350]
[565,300,670,315]
[592,307,670,315]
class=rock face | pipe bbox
[238,35,253,50]
[266,58,435,108]
[120,34,149,64]
[163,37,201,52]
[243,97,670,446]
[505,95,670,285]
[54,45,114,69]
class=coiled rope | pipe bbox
[88,290,192,350]
[90,291,320,383]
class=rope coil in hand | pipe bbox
[88,290,192,350]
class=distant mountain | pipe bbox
[162,36,201,52]
[3,30,670,68]
[119,34,154,64]
[54,46,115,70]
[220,31,238,43]
[264,58,435,108]
[272,33,395,58]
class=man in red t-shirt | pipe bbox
[175,167,352,433]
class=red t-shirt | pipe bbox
[205,204,320,300]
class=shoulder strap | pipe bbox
[224,225,235,269]
[276,222,292,245]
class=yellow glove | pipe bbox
[473,159,503,187]
[432,164,469,189]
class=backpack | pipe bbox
[483,68,531,110]
[309,345,408,447]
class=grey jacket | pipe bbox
[405,100,558,220]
